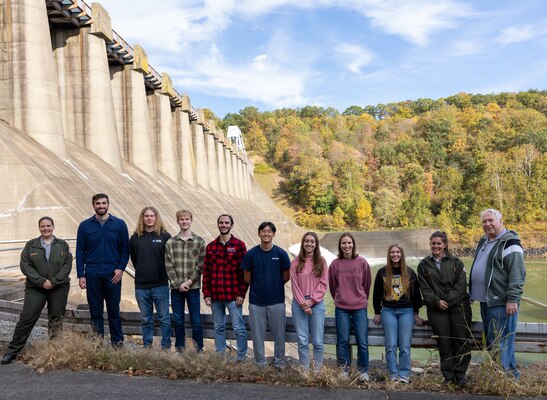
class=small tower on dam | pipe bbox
[0,0,300,249]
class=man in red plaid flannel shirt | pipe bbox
[203,214,248,360]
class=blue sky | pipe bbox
[98,0,547,118]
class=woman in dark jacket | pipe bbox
[417,231,471,387]
[1,217,72,365]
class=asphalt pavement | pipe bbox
[0,363,537,400]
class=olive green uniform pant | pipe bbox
[427,300,472,381]
[5,284,69,356]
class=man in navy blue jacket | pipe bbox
[77,193,129,346]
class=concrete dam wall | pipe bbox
[320,229,437,259]
[0,0,300,250]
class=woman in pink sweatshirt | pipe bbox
[290,232,328,371]
[328,232,372,381]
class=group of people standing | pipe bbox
[1,196,526,386]
[282,209,525,385]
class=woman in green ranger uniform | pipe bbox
[1,217,73,365]
[417,231,471,388]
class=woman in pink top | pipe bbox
[328,232,372,381]
[290,232,328,371]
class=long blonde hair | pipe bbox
[384,243,411,301]
[296,232,324,277]
[134,206,166,236]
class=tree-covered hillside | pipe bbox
[212,90,546,245]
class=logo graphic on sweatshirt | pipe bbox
[384,275,405,301]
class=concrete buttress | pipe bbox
[206,132,220,192]
[216,140,228,195]
[52,27,123,171]
[0,0,66,157]
[225,147,235,197]
[111,65,157,178]
[147,92,180,183]
[192,122,210,190]
[173,109,196,186]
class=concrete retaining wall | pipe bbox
[320,229,437,258]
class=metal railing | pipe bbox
[0,300,544,353]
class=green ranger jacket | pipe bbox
[20,237,73,288]
[417,254,469,309]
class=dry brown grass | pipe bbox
[5,332,546,397]
[411,351,546,397]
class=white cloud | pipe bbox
[101,0,237,52]
[449,40,483,56]
[337,43,374,73]
[495,25,537,46]
[353,0,474,46]
[236,0,474,46]
[96,0,475,111]
[171,44,312,108]
[251,54,268,70]
[102,0,473,49]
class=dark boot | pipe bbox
[1,354,17,365]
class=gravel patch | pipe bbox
[0,320,48,344]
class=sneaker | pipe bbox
[389,375,399,382]
[340,370,350,380]
[399,376,410,384]
[358,372,370,382]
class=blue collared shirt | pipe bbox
[76,214,129,278]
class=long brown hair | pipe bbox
[384,243,412,301]
[134,206,166,236]
[337,232,359,259]
[297,232,325,277]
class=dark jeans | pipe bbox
[86,274,124,345]
[5,284,69,356]
[171,288,203,350]
[427,300,472,381]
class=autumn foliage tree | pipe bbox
[220,90,546,238]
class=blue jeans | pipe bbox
[135,285,171,349]
[86,274,124,345]
[381,307,414,379]
[171,288,203,350]
[292,299,325,370]
[211,300,247,360]
[335,307,368,373]
[480,302,520,378]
